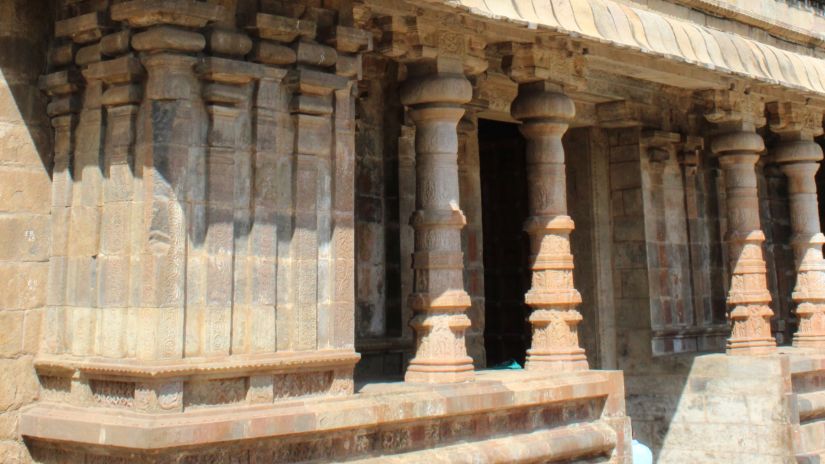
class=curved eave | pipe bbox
[442,0,825,96]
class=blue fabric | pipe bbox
[489,359,522,370]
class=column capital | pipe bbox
[500,40,586,92]
[641,130,680,163]
[767,101,825,143]
[511,83,575,124]
[400,66,472,108]
[374,14,488,76]
[702,87,766,132]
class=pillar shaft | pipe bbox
[711,131,776,354]
[511,84,587,371]
[768,102,825,348]
[400,68,474,383]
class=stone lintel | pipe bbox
[55,12,110,44]
[21,369,625,451]
[596,100,661,129]
[83,56,145,85]
[247,13,316,43]
[111,0,229,28]
[33,349,360,380]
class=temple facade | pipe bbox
[2,0,825,462]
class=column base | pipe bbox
[404,357,475,383]
[526,350,589,372]
[793,334,825,349]
[726,337,777,355]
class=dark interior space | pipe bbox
[478,119,533,367]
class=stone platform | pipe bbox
[656,349,825,463]
[21,369,630,463]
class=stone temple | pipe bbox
[3,0,825,462]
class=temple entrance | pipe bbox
[478,119,533,367]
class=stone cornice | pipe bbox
[33,350,361,379]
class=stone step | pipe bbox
[800,419,825,455]
[790,354,825,395]
[796,450,825,464]
[799,390,825,422]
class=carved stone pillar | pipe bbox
[400,59,475,383]
[768,102,825,348]
[705,90,776,355]
[511,82,587,371]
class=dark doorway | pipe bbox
[478,119,532,367]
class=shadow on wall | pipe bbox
[0,2,55,173]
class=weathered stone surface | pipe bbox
[250,40,297,65]
[132,26,205,53]
[55,12,108,44]
[207,28,253,56]
[9,0,825,463]
[248,13,316,42]
[111,0,229,28]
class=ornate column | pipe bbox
[400,57,475,383]
[768,102,825,348]
[704,90,776,354]
[502,40,589,370]
[511,82,587,370]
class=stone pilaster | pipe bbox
[704,90,776,355]
[40,70,81,355]
[400,58,475,383]
[768,102,825,348]
[84,56,144,358]
[511,82,587,371]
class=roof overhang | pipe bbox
[440,0,825,97]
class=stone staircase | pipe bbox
[791,355,825,463]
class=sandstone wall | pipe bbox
[0,1,54,462]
